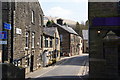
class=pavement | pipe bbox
[26,53,89,80]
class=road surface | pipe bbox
[26,54,89,80]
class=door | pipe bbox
[30,55,34,72]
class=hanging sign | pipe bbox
[3,23,11,30]
[0,31,7,39]
[0,41,7,44]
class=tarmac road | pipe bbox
[26,54,89,80]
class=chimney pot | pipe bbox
[57,19,63,25]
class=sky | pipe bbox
[39,0,88,23]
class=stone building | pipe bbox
[70,33,83,56]
[89,0,120,79]
[49,19,82,56]
[43,27,60,66]
[76,36,83,55]
[82,30,88,53]
[1,1,44,73]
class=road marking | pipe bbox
[78,60,87,79]
[33,55,88,79]
[35,57,70,78]
[56,57,69,65]
[35,66,58,78]
[78,60,86,75]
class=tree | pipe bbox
[74,20,89,37]
[46,20,51,27]
[74,22,83,37]
[85,20,89,26]
[46,20,54,27]
[63,22,67,26]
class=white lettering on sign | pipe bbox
[0,41,7,44]
[16,28,22,34]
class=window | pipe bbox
[44,37,48,47]
[60,35,63,42]
[50,38,52,47]
[32,33,35,48]
[25,32,29,49]
[40,35,42,48]
[27,58,29,66]
[56,38,58,45]
[32,10,35,23]
[39,15,43,26]
[81,40,82,43]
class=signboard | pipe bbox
[0,31,7,39]
[16,28,22,34]
[3,23,11,30]
[0,41,7,44]
[93,17,120,26]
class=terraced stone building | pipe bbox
[1,1,44,73]
[89,0,120,79]
[49,19,83,56]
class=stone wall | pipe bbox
[2,2,44,73]
[13,2,43,72]
[58,26,70,54]
[89,2,120,79]
[2,63,25,80]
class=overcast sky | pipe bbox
[39,0,88,23]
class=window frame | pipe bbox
[40,35,43,48]
[32,10,35,23]
[50,38,53,47]
[32,32,35,48]
[25,32,29,49]
[45,37,48,48]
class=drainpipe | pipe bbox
[10,2,15,63]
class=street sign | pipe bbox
[16,28,22,34]
[93,17,120,26]
[0,41,7,44]
[3,23,11,30]
[0,31,7,39]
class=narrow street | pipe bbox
[26,54,89,80]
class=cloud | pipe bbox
[46,7,72,19]
[39,0,87,3]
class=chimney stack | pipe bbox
[57,19,63,25]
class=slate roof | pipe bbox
[55,23,78,35]
[43,27,57,37]
[82,30,88,40]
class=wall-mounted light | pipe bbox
[98,31,101,34]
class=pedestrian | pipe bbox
[42,50,49,67]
